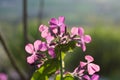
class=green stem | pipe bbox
[60,52,63,80]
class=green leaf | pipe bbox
[55,74,61,80]
[63,76,74,80]
[31,70,48,80]
[31,58,59,80]
[43,58,60,76]
[55,73,78,80]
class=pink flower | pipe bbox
[0,73,8,80]
[49,16,65,27]
[80,55,100,75]
[25,40,47,64]
[71,27,91,51]
[83,74,100,80]
[49,16,66,34]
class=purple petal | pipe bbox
[34,40,42,51]
[58,16,65,26]
[46,34,54,44]
[84,35,92,43]
[88,64,96,75]
[49,25,57,30]
[73,67,79,74]
[80,61,87,68]
[78,70,85,76]
[78,27,84,36]
[25,43,34,54]
[81,39,86,51]
[83,75,91,80]
[37,61,44,68]
[52,28,58,34]
[90,63,100,72]
[71,27,78,35]
[60,24,66,33]
[39,25,48,32]
[91,74,100,80]
[85,55,94,63]
[41,29,49,38]
[40,42,47,51]
[48,48,56,58]
[49,18,58,25]
[27,54,37,64]
[88,63,100,75]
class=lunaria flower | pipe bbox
[49,16,66,35]
[71,27,91,51]
[80,55,100,75]
[25,40,47,65]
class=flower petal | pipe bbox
[49,18,58,25]
[48,48,56,58]
[85,55,94,63]
[27,54,37,64]
[71,27,78,35]
[78,69,85,76]
[90,63,100,72]
[80,61,87,68]
[25,43,34,54]
[81,39,86,51]
[78,27,84,36]
[60,24,66,33]
[37,61,44,68]
[58,16,65,26]
[40,42,47,51]
[73,67,79,74]
[45,34,54,44]
[83,75,91,80]
[88,63,100,75]
[84,35,92,43]
[41,29,49,38]
[91,74,100,80]
[88,64,96,75]
[34,40,42,51]
[39,24,48,32]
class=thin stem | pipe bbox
[23,0,28,45]
[60,51,63,80]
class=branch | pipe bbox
[0,32,26,80]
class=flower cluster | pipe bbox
[25,16,100,80]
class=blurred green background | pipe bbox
[0,0,120,80]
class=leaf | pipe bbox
[31,58,59,80]
[31,70,48,80]
[63,76,74,80]
[64,73,79,80]
[55,74,61,80]
[43,58,60,76]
